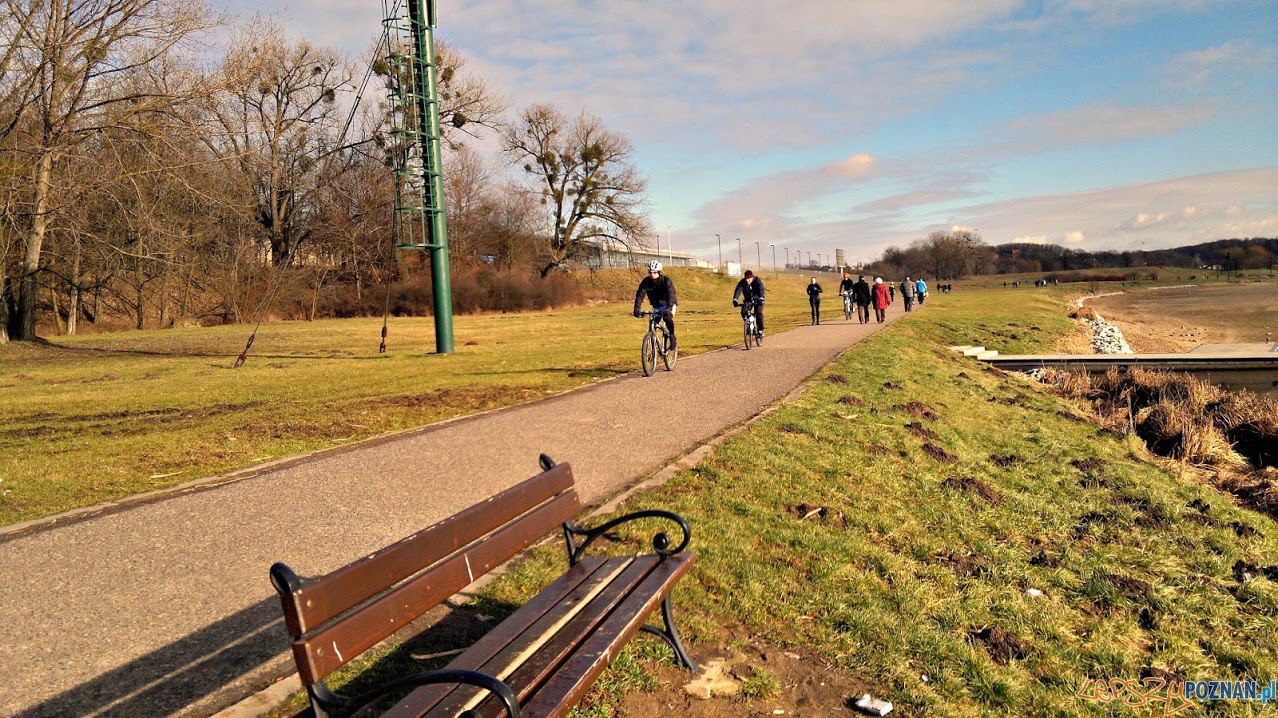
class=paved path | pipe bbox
[0,303,911,717]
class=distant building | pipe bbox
[573,240,707,270]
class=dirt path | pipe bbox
[0,303,913,717]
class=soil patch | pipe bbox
[881,381,902,390]
[905,422,940,441]
[621,641,869,718]
[825,374,849,384]
[989,453,1021,468]
[863,443,888,456]
[941,476,1002,505]
[922,443,958,463]
[835,395,865,407]
[967,626,1029,665]
[934,549,990,577]
[895,402,939,421]
[1070,457,1108,472]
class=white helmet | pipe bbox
[647,260,663,272]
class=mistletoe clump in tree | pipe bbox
[504,104,650,276]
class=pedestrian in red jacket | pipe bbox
[871,277,890,323]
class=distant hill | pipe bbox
[993,237,1277,273]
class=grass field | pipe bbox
[270,284,1276,717]
[0,268,818,526]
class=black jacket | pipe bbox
[634,274,677,313]
[839,278,855,294]
[852,279,872,305]
[807,283,823,300]
[733,277,766,304]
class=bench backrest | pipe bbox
[270,460,580,686]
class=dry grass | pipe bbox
[1034,367,1278,517]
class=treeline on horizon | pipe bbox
[860,231,1278,282]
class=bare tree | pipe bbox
[3,0,212,340]
[206,22,348,268]
[504,105,650,276]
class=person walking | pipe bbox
[888,281,896,303]
[916,277,928,305]
[852,274,872,324]
[901,275,916,311]
[871,277,890,323]
[806,277,823,325]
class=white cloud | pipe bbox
[989,103,1216,154]
[1014,235,1051,244]
[831,154,876,177]
[1064,231,1086,244]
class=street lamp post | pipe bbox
[785,247,790,268]
[770,243,776,270]
[736,238,742,266]
[716,233,722,269]
[666,226,673,265]
[755,241,760,268]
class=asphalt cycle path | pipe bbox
[0,301,913,717]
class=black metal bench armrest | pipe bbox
[323,668,520,718]
[562,509,691,567]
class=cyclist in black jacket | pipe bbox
[634,261,678,349]
[732,270,766,337]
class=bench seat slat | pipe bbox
[514,553,695,718]
[293,490,581,685]
[425,556,658,717]
[386,553,694,718]
[380,556,615,718]
[289,464,576,635]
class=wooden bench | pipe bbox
[270,454,697,718]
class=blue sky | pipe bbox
[220,0,1277,262]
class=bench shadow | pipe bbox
[15,596,288,718]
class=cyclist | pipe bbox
[633,261,678,350]
[838,271,855,318]
[732,269,766,338]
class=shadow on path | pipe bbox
[16,597,287,718]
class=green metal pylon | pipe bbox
[384,0,453,354]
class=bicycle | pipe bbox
[638,307,677,376]
[841,291,853,321]
[736,299,763,350]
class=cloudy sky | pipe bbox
[221,0,1277,263]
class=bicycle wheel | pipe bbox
[641,332,658,376]
[662,333,678,371]
[743,320,753,350]
[844,299,852,320]
[755,329,763,346]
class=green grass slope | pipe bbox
[474,288,1278,716]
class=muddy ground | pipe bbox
[1086,282,1278,352]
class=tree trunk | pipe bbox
[157,265,171,328]
[1,276,10,343]
[92,283,101,325]
[67,238,82,335]
[135,279,145,330]
[15,150,54,340]
[50,281,65,334]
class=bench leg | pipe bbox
[640,594,698,672]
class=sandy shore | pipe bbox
[1084,282,1278,353]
